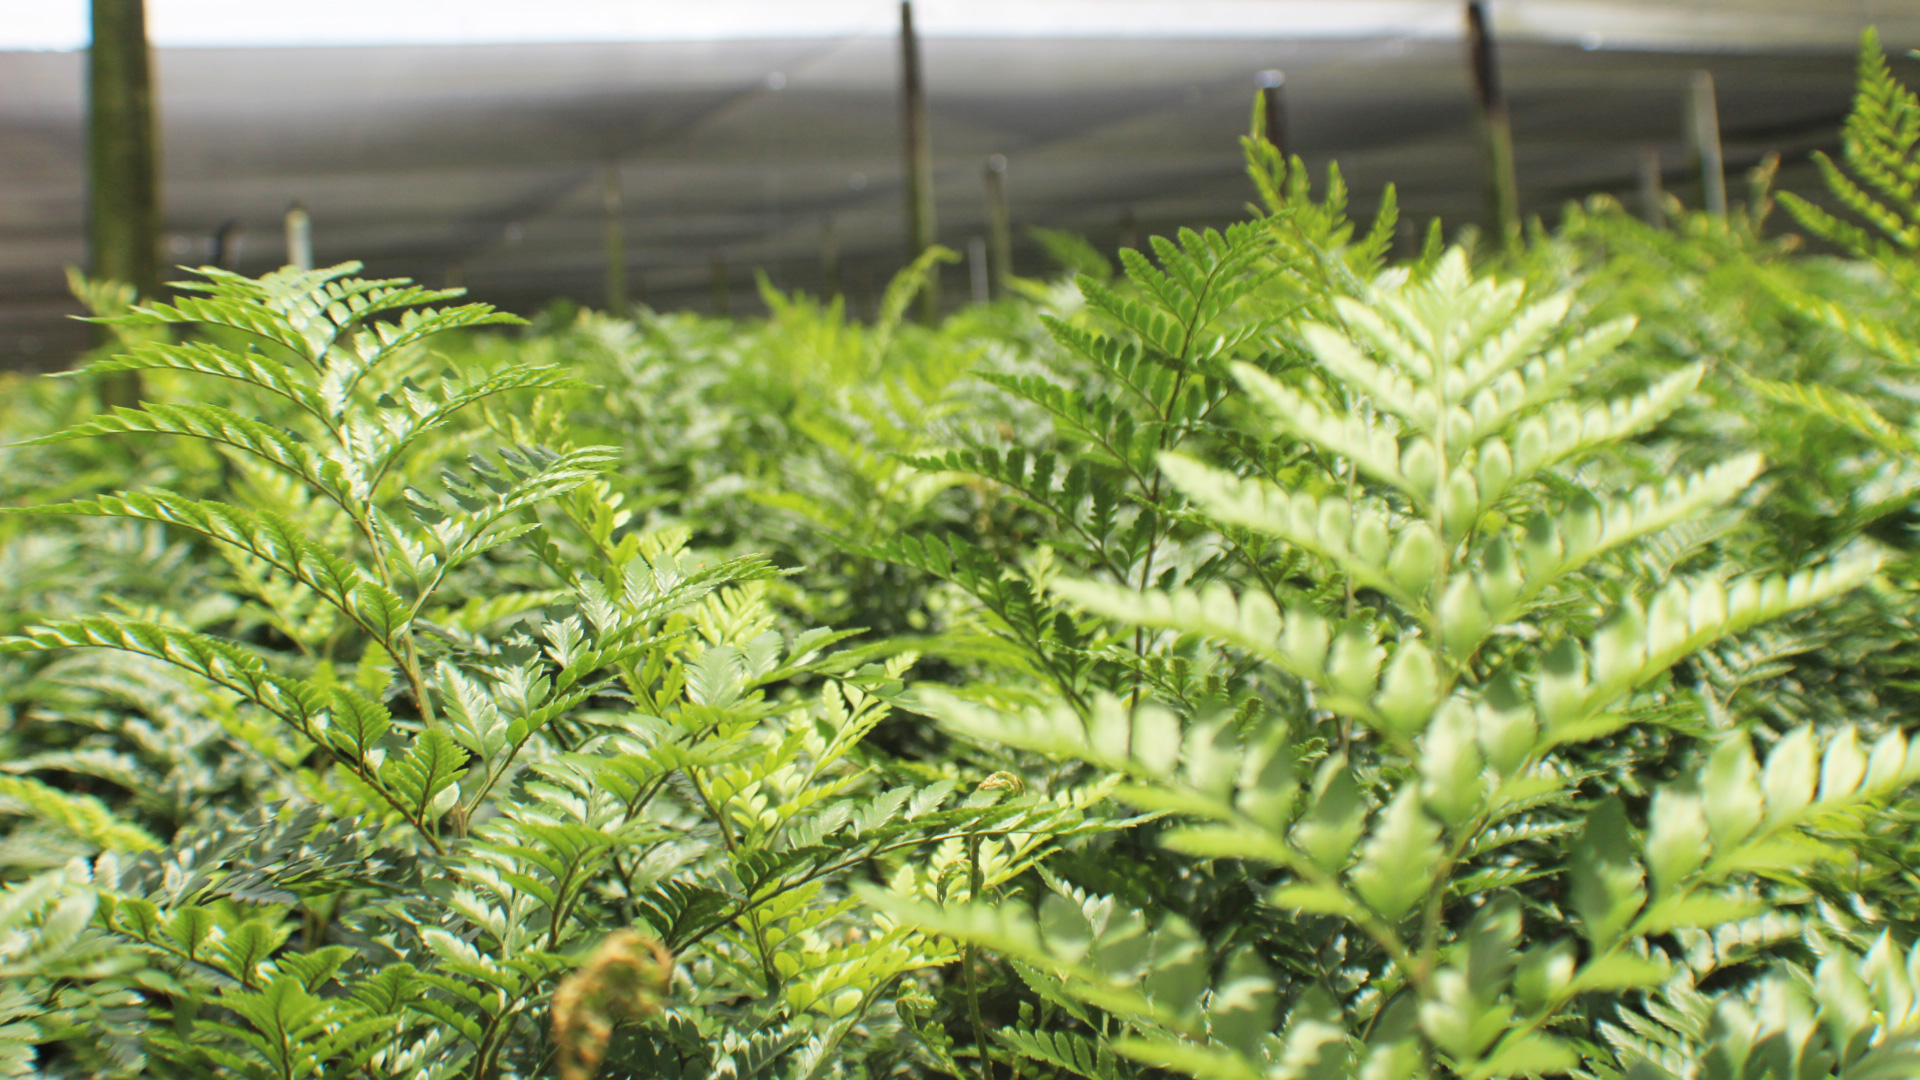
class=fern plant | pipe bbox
[505,247,1042,643]
[877,250,1918,1077]
[0,263,1109,1079]
[0,863,151,1076]
[879,174,1389,715]
[853,121,1426,1080]
[1763,31,1920,461]
[1510,114,1920,820]
[6,42,1920,1080]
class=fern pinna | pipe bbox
[879,251,1920,1078]
[0,264,1109,1079]
[1762,30,1920,459]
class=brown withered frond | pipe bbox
[551,931,673,1080]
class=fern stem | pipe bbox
[687,766,783,991]
[964,833,996,1080]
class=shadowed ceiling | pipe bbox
[3,0,1918,366]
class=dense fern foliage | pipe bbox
[3,29,1920,1080]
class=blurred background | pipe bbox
[4,0,1919,368]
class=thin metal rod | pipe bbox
[1637,147,1667,228]
[820,214,841,299]
[88,0,160,301]
[1466,1,1520,252]
[968,236,989,304]
[899,0,939,322]
[856,265,876,323]
[984,155,1011,297]
[1689,70,1728,215]
[711,255,730,318]
[210,220,239,270]
[603,165,627,315]
[1257,69,1289,160]
[285,203,313,271]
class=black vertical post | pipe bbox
[89,0,159,300]
[1466,1,1520,252]
[1637,147,1667,227]
[1257,69,1289,160]
[1689,70,1728,215]
[604,165,627,315]
[900,1,939,322]
[87,0,157,402]
[209,219,239,270]
[1118,205,1139,255]
[984,155,1011,297]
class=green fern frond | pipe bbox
[1780,30,1920,278]
[0,777,157,853]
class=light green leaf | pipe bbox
[0,777,158,853]
[381,732,469,819]
[1348,788,1441,922]
[1569,798,1644,947]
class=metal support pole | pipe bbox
[88,0,160,301]
[968,236,989,304]
[1637,147,1667,228]
[1395,216,1420,261]
[603,165,627,315]
[1466,1,1520,253]
[984,154,1012,297]
[285,204,312,271]
[86,0,155,401]
[857,266,878,323]
[899,1,939,322]
[1689,70,1728,215]
[711,255,730,318]
[210,220,239,270]
[1257,69,1289,160]
[820,214,841,299]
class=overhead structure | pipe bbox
[4,0,1920,365]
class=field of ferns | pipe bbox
[3,32,1920,1080]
